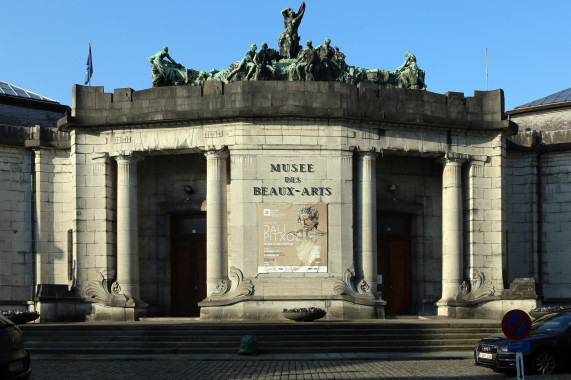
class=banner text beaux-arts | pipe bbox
[254,163,332,196]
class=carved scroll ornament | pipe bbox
[458,271,495,301]
[333,267,375,301]
[83,273,136,308]
[208,267,254,301]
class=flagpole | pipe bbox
[88,43,92,86]
[485,48,488,91]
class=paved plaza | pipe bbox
[28,356,516,380]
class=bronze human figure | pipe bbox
[277,2,306,59]
[254,42,276,81]
[147,4,427,89]
[227,44,258,82]
[148,46,187,87]
[394,51,427,90]
[296,40,318,81]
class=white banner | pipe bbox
[258,204,328,273]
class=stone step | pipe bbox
[21,325,500,336]
[24,337,484,347]
[23,334,491,344]
[21,322,500,330]
[25,344,480,356]
[20,321,500,356]
[22,328,498,339]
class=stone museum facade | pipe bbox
[1,2,568,322]
[6,78,561,322]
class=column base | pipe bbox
[86,302,148,322]
[199,297,386,321]
[436,298,458,317]
[437,298,538,319]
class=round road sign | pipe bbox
[501,309,532,340]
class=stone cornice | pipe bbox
[58,82,514,134]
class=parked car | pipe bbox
[475,309,571,375]
[0,314,31,379]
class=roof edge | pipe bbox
[0,93,70,113]
[506,101,571,116]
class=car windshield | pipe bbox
[532,312,571,332]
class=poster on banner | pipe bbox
[258,204,328,273]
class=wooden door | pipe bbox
[377,215,412,316]
[171,215,206,317]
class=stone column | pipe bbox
[438,155,466,307]
[115,154,143,301]
[357,151,378,293]
[204,148,229,295]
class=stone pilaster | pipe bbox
[328,153,354,274]
[114,154,143,300]
[438,155,466,311]
[466,159,485,280]
[357,151,378,293]
[204,148,229,296]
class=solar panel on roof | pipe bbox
[515,88,571,109]
[14,89,29,98]
[0,80,57,102]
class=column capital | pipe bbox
[200,145,229,159]
[439,152,469,167]
[113,152,144,165]
[357,148,379,160]
[203,146,229,160]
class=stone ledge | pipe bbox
[59,83,513,133]
[199,294,383,308]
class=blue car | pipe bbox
[0,314,31,380]
[475,309,571,375]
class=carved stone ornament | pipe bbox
[457,271,495,301]
[333,267,375,301]
[502,277,537,299]
[208,267,254,301]
[83,273,136,308]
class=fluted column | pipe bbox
[115,154,143,300]
[204,148,229,295]
[439,155,465,306]
[357,151,378,293]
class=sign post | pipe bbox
[501,310,532,380]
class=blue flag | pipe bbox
[84,44,93,85]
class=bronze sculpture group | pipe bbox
[148,2,426,90]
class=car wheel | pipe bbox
[531,350,557,375]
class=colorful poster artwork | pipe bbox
[258,204,328,273]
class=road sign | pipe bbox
[502,309,532,340]
[508,340,530,353]
[516,352,525,380]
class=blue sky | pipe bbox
[2,0,569,111]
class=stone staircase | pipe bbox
[20,320,502,356]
